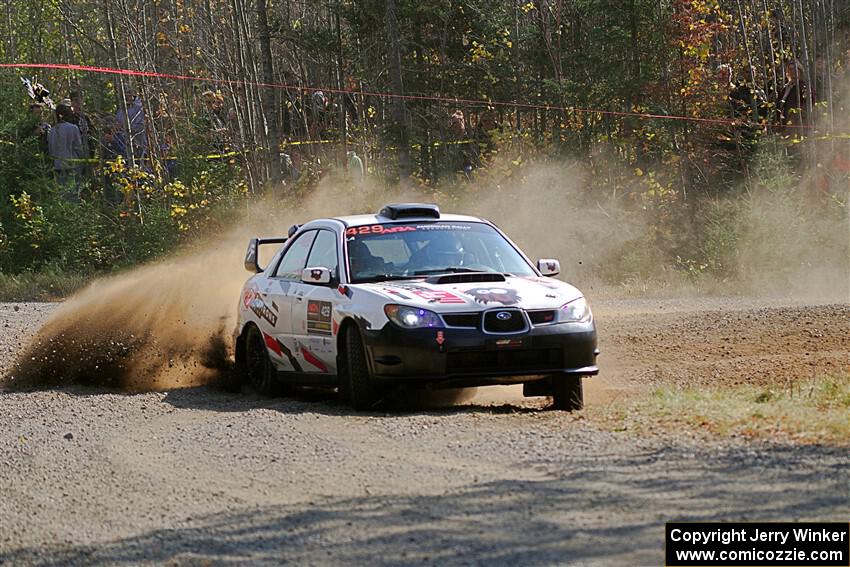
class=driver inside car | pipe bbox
[406,233,467,272]
[348,239,391,278]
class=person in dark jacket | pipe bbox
[47,104,84,201]
[777,60,815,133]
[26,102,51,154]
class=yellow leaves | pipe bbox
[10,191,42,225]
[638,170,678,205]
[107,155,126,174]
[9,191,45,246]
[520,2,535,13]
[164,180,187,198]
[470,40,493,63]
[635,167,644,176]
[499,28,512,49]
[179,24,191,33]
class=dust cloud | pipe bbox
[2,148,846,393]
[1,183,419,391]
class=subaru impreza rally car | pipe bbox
[234,203,598,410]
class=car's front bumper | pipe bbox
[362,320,598,387]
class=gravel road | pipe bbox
[0,297,848,566]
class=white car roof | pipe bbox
[332,212,487,227]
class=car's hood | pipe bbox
[358,275,583,311]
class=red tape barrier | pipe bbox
[1,62,822,131]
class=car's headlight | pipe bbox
[384,304,444,329]
[557,297,592,323]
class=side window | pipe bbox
[305,230,340,278]
[274,231,317,279]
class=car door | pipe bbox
[289,228,342,376]
[264,230,317,372]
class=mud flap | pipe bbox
[523,378,553,397]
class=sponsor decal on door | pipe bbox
[307,300,333,336]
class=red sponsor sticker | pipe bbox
[242,288,259,308]
[346,225,417,237]
[436,331,445,346]
[409,289,466,304]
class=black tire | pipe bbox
[341,325,381,410]
[244,326,282,396]
[551,375,584,411]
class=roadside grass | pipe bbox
[0,268,92,302]
[592,372,850,445]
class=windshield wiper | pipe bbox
[355,274,420,283]
[412,267,483,275]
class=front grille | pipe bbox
[482,309,526,333]
[447,348,563,374]
[442,313,480,328]
[528,310,556,325]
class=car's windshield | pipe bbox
[345,221,536,283]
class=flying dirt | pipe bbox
[2,163,847,393]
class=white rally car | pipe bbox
[235,203,598,410]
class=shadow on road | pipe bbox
[2,441,846,566]
[160,384,546,417]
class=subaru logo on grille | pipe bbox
[496,311,513,321]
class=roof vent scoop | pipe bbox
[378,203,440,220]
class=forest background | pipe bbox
[0,0,847,299]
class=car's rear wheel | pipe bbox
[551,375,584,411]
[341,325,381,410]
[244,326,281,396]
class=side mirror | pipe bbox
[301,266,332,285]
[244,238,261,273]
[537,258,560,277]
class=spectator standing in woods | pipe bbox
[447,109,474,179]
[310,91,330,139]
[65,90,95,178]
[48,104,84,201]
[203,91,226,128]
[472,111,498,166]
[69,91,92,158]
[777,60,815,134]
[347,150,364,183]
[26,102,51,154]
[115,88,148,165]
[199,90,229,151]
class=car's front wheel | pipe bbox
[340,325,381,410]
[551,374,584,411]
[244,326,281,396]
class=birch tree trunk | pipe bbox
[256,0,281,184]
[385,0,410,179]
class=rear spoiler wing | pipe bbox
[244,237,288,273]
